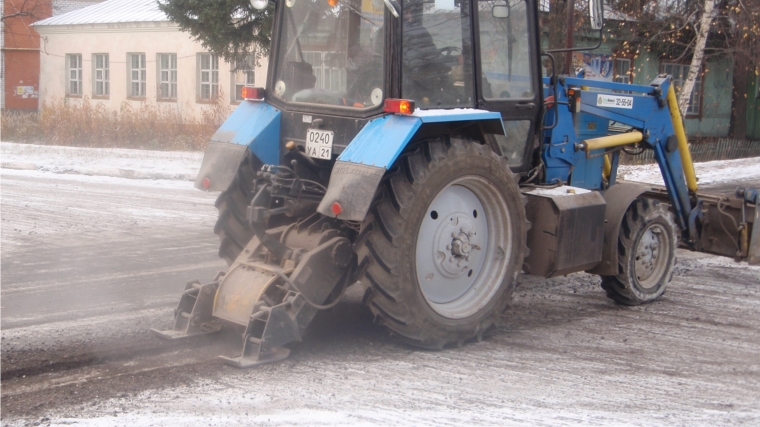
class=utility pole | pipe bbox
[564,0,575,74]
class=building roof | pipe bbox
[34,0,168,26]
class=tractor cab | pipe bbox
[265,0,543,171]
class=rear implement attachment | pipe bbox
[152,208,355,367]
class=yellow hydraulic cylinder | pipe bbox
[603,154,612,179]
[577,131,643,152]
[666,85,698,192]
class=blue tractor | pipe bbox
[153,0,759,367]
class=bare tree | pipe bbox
[678,0,718,116]
[540,0,760,138]
[1,0,50,22]
[2,0,52,46]
[727,0,760,138]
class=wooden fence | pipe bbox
[620,138,760,165]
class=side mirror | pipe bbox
[492,2,508,18]
[589,0,604,30]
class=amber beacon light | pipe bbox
[383,99,415,115]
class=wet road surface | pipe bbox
[2,169,759,426]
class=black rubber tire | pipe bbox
[357,137,527,349]
[601,198,678,305]
[214,154,261,265]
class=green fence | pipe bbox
[620,138,760,165]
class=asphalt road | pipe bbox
[2,169,759,427]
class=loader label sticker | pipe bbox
[597,94,633,109]
[306,129,334,160]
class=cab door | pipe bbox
[474,0,542,172]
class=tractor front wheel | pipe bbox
[601,198,678,305]
[357,137,527,349]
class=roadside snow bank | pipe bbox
[619,157,760,186]
[1,142,202,181]
[3,142,759,186]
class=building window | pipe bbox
[303,51,345,92]
[612,57,633,94]
[129,53,147,98]
[198,53,219,101]
[614,58,631,84]
[158,53,177,100]
[232,54,256,102]
[66,54,82,96]
[661,62,702,116]
[92,54,110,97]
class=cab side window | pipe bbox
[478,0,534,99]
[402,0,474,108]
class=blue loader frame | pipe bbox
[542,75,692,231]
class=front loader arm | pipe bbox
[541,74,759,264]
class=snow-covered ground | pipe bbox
[1,142,202,181]
[618,157,760,187]
[3,142,760,427]
[3,142,760,188]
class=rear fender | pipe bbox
[317,109,504,221]
[195,102,281,191]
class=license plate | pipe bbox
[305,129,333,160]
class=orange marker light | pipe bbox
[331,202,342,216]
[202,177,211,189]
[383,99,415,115]
[327,0,338,6]
[242,86,266,100]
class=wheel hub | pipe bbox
[634,225,665,288]
[450,235,470,257]
[434,214,482,278]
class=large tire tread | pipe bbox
[214,155,260,265]
[358,136,527,350]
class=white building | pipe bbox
[33,0,267,119]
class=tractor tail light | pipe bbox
[331,202,342,216]
[242,86,266,101]
[384,99,415,115]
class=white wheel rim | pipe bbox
[415,176,513,319]
[634,223,669,289]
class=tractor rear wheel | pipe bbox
[357,137,527,349]
[214,154,261,265]
[601,198,678,305]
